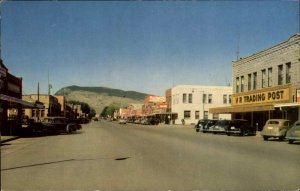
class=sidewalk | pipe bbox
[1,136,20,144]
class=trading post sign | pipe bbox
[232,86,290,106]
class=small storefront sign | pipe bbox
[297,89,300,102]
[232,85,290,105]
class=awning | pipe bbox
[274,103,300,108]
[209,103,275,114]
[0,94,44,109]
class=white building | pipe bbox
[166,85,232,125]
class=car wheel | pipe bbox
[263,136,268,141]
[278,136,284,141]
[66,126,71,134]
[196,129,199,132]
[288,140,294,144]
[226,133,230,136]
[240,131,244,136]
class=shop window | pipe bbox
[188,93,193,103]
[184,110,191,119]
[208,94,213,104]
[182,93,187,103]
[268,67,272,87]
[204,111,208,119]
[236,77,240,93]
[262,69,266,88]
[223,94,227,104]
[278,65,283,85]
[253,72,257,90]
[195,111,200,119]
[286,62,291,84]
[241,76,244,92]
[248,74,252,91]
[213,113,219,120]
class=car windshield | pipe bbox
[268,121,280,125]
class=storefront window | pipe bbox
[184,110,191,119]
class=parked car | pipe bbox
[118,119,127,124]
[226,119,256,136]
[285,120,300,144]
[41,117,81,134]
[261,119,291,141]
[212,120,231,134]
[195,119,208,132]
[202,119,218,133]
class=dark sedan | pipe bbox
[226,119,256,136]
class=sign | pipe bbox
[158,104,168,109]
[297,89,300,102]
[232,86,290,105]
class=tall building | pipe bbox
[210,33,300,130]
[166,85,232,125]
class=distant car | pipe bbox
[212,120,231,134]
[195,119,209,132]
[202,119,218,133]
[261,119,291,141]
[118,119,127,124]
[285,120,300,144]
[226,119,256,136]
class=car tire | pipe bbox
[288,140,294,144]
[278,136,284,141]
[226,133,230,136]
[240,131,244,136]
[263,136,268,141]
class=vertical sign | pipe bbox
[297,89,300,102]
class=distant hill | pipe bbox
[55,86,146,114]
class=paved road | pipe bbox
[1,120,300,191]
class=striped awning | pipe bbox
[0,94,44,109]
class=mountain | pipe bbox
[55,86,146,114]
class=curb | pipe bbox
[1,137,20,144]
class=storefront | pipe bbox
[210,33,300,130]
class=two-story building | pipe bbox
[166,85,232,125]
[210,33,300,130]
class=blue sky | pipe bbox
[1,1,299,96]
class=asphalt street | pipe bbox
[1,120,300,191]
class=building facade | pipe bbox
[210,33,300,130]
[166,85,232,125]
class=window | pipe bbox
[184,110,191,119]
[195,111,200,119]
[248,74,252,91]
[32,110,36,117]
[253,72,257,90]
[208,94,213,104]
[41,110,45,117]
[268,67,272,87]
[182,93,187,103]
[188,93,193,103]
[286,62,291,84]
[236,77,240,93]
[278,65,283,85]
[223,94,227,104]
[229,95,232,104]
[204,111,208,119]
[202,94,207,104]
[262,69,266,88]
[241,76,244,92]
[213,113,219,120]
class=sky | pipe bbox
[1,1,299,96]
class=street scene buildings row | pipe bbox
[1,33,300,134]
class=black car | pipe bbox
[212,120,231,134]
[226,119,256,136]
[202,119,218,133]
[195,119,209,132]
